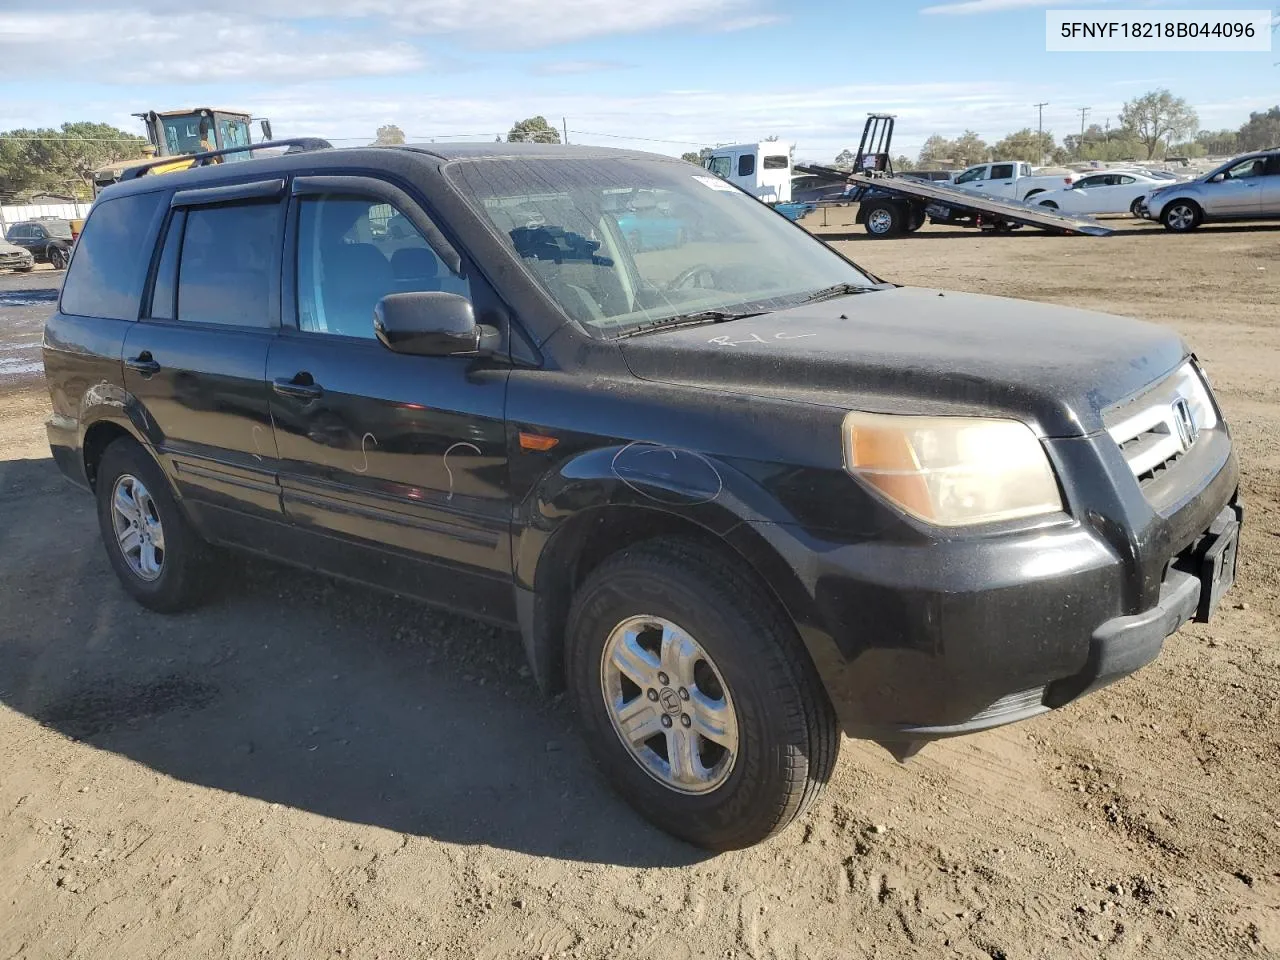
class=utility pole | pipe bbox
[1034,101,1049,165]
[562,117,569,144]
[1077,106,1090,158]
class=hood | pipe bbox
[618,287,1186,437]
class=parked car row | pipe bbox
[3,217,75,270]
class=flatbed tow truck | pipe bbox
[796,115,1113,239]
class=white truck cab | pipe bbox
[703,142,793,202]
[949,161,1077,202]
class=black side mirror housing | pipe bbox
[374,292,497,358]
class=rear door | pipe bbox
[265,175,513,614]
[988,163,1016,197]
[121,179,286,531]
[1258,155,1280,216]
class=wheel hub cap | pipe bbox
[869,210,892,233]
[110,474,165,581]
[599,615,739,794]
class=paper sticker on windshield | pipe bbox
[692,175,739,193]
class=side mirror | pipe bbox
[1209,173,1224,183]
[374,292,497,358]
[260,119,273,141]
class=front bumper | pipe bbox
[744,430,1240,743]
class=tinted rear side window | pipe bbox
[737,154,755,177]
[60,192,164,320]
[762,155,788,169]
[177,202,281,327]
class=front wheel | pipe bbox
[1162,200,1201,232]
[566,539,839,849]
[47,245,68,270]
[862,201,902,237]
[95,438,212,612]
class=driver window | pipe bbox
[955,167,985,184]
[1226,159,1263,179]
[708,156,732,179]
[296,194,470,338]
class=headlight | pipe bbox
[1171,362,1218,430]
[842,412,1064,527]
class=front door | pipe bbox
[122,182,286,529]
[266,179,512,617]
[1205,157,1265,216]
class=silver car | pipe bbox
[0,237,35,272]
[1140,150,1280,232]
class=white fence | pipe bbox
[1,202,91,234]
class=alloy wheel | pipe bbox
[599,615,738,794]
[110,474,165,581]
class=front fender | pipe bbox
[513,441,774,591]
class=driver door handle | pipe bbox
[273,373,323,399]
[125,352,161,376]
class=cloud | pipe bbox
[0,11,425,83]
[921,0,1109,14]
[530,60,631,76]
[716,14,783,31]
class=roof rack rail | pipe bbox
[119,138,334,182]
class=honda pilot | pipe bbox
[44,141,1241,849]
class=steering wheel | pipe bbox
[668,263,717,291]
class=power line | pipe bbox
[0,135,147,143]
[568,129,707,147]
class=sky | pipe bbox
[1,0,1276,164]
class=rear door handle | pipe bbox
[273,374,323,399]
[125,352,161,376]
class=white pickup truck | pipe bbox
[949,161,1079,202]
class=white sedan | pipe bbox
[1033,170,1174,216]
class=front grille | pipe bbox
[1103,362,1218,489]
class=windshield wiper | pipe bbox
[798,282,879,304]
[616,309,767,339]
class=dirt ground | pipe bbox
[1,214,1277,960]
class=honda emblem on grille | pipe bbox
[1172,397,1198,451]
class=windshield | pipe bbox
[446,157,875,338]
[159,114,208,155]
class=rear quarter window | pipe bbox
[60,192,165,321]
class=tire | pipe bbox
[47,245,68,271]
[1162,200,1201,233]
[862,201,902,238]
[566,538,840,849]
[95,438,211,612]
[1130,198,1145,218]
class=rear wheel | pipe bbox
[566,539,839,849]
[95,438,212,612]
[1162,200,1201,232]
[862,201,903,237]
[1130,198,1145,218]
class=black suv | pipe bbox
[7,217,74,270]
[44,142,1241,849]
